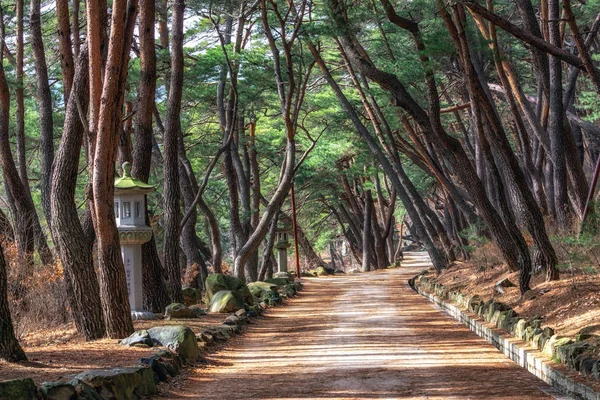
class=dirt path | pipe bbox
[163,253,569,399]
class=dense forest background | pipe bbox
[0,0,599,360]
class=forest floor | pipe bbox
[430,254,600,338]
[0,312,232,384]
[157,253,566,399]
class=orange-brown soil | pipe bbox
[430,259,600,338]
[0,312,232,384]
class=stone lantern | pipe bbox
[114,162,155,320]
[275,222,293,273]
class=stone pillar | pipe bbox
[122,244,143,311]
[119,227,154,320]
[277,246,288,273]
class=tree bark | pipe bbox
[548,0,570,229]
[89,0,137,338]
[31,0,55,230]
[51,46,106,340]
[162,0,185,303]
[362,190,374,272]
[0,242,27,362]
[56,0,75,103]
[0,34,36,268]
[131,0,169,313]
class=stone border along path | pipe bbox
[410,252,600,400]
[161,252,566,399]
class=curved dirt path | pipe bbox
[164,253,568,399]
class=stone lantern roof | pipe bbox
[276,221,293,233]
[114,162,155,194]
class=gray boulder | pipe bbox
[70,380,103,400]
[120,330,153,347]
[40,382,77,400]
[73,366,156,400]
[147,325,199,364]
[208,290,245,313]
[0,378,37,400]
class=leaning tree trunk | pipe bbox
[30,0,55,231]
[0,36,36,268]
[0,242,27,362]
[51,46,106,340]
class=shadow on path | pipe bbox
[163,253,564,400]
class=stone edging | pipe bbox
[409,275,600,400]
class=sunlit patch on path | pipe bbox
[163,253,565,399]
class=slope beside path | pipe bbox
[163,253,567,399]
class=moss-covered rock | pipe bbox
[272,271,294,280]
[164,303,203,319]
[147,325,199,363]
[208,290,246,313]
[556,341,590,368]
[248,281,276,297]
[265,277,292,286]
[40,381,77,400]
[281,284,297,298]
[204,274,253,305]
[542,335,571,358]
[247,282,281,306]
[315,266,327,276]
[495,310,515,330]
[466,295,482,313]
[0,378,38,400]
[74,366,157,400]
[514,319,529,340]
[181,287,202,306]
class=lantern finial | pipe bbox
[122,162,132,178]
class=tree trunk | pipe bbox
[30,0,55,230]
[131,0,169,313]
[51,46,106,340]
[56,0,75,103]
[16,0,27,188]
[0,35,36,268]
[162,0,185,303]
[258,213,279,281]
[179,159,207,289]
[362,190,374,272]
[0,242,27,362]
[548,0,570,229]
[198,197,222,274]
[89,0,137,339]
